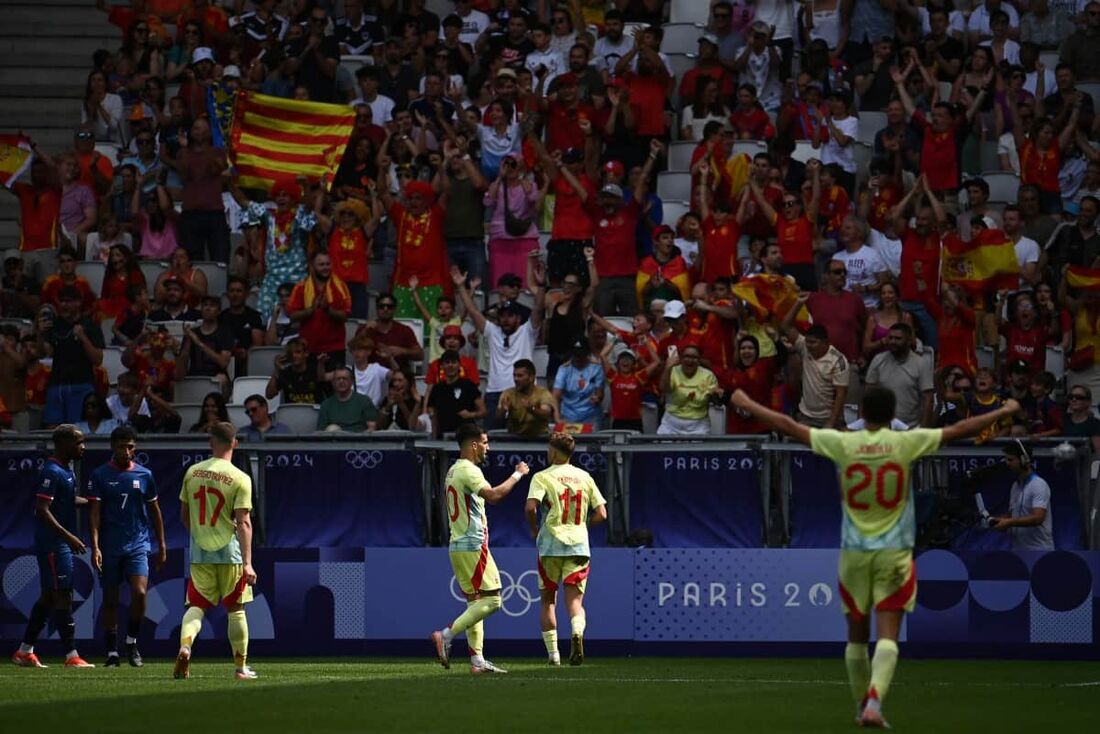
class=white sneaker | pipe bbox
[859,698,890,729]
[470,658,507,674]
[234,666,258,680]
[548,653,561,666]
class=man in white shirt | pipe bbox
[446,0,490,47]
[832,216,889,308]
[353,66,395,125]
[868,227,902,277]
[1001,206,1041,288]
[453,267,545,426]
[526,21,567,91]
[593,10,631,78]
[967,0,1020,42]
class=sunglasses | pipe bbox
[1069,393,1090,401]
[76,132,94,139]
[378,302,395,310]
[830,269,847,275]
[782,200,798,207]
[563,281,580,288]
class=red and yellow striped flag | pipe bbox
[941,229,1020,295]
[732,274,812,330]
[229,91,355,191]
[1065,265,1100,291]
[0,134,33,189]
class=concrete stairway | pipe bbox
[0,0,117,248]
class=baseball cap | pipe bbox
[652,224,675,239]
[496,67,517,80]
[663,300,686,319]
[603,159,625,177]
[600,183,624,198]
[222,64,242,79]
[191,47,215,65]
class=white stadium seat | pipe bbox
[657,171,693,201]
[668,141,696,171]
[662,200,691,227]
[76,261,105,296]
[670,0,711,24]
[983,172,1020,204]
[660,23,706,55]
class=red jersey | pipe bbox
[606,367,647,420]
[25,365,49,406]
[390,202,450,289]
[688,300,735,369]
[743,184,783,239]
[1019,140,1061,193]
[813,184,851,235]
[12,183,61,252]
[593,200,641,277]
[912,111,962,192]
[1001,322,1049,374]
[898,225,941,305]
[775,215,815,265]
[867,182,901,233]
[425,356,481,386]
[129,349,176,397]
[728,106,772,140]
[288,277,352,354]
[720,361,775,434]
[551,174,597,240]
[328,226,370,284]
[545,101,596,154]
[678,66,734,104]
[700,216,741,281]
[98,269,145,320]
[625,73,669,137]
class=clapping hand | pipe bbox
[450,265,468,287]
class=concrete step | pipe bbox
[0,197,19,220]
[0,5,106,24]
[0,39,118,60]
[0,66,92,86]
[0,83,86,99]
[0,0,98,6]
[12,128,79,152]
[0,100,83,130]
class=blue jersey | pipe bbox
[34,458,79,551]
[87,461,159,555]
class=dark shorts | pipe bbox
[100,549,149,588]
[37,547,73,592]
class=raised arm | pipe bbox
[805,158,822,224]
[451,266,486,333]
[478,461,531,504]
[730,388,811,445]
[941,399,1021,442]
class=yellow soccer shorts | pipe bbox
[537,555,591,594]
[837,549,916,621]
[450,546,501,596]
[186,563,254,610]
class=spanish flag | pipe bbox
[732,274,812,331]
[0,134,33,189]
[941,229,1020,295]
[1065,265,1100,292]
[229,91,355,191]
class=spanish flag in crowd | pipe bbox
[229,91,355,191]
[0,134,33,189]
[732,274,812,331]
[941,229,1020,296]
[1065,265,1100,291]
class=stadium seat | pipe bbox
[856,111,886,146]
[668,141,696,171]
[670,0,710,24]
[175,376,221,403]
[657,171,692,200]
[604,316,634,334]
[843,404,859,425]
[248,345,283,377]
[339,54,374,81]
[662,200,691,227]
[665,54,696,87]
[275,403,320,433]
[396,317,425,348]
[979,141,1001,172]
[1038,51,1059,70]
[1046,345,1065,379]
[790,140,817,164]
[660,23,706,54]
[0,317,32,334]
[94,142,121,161]
[731,140,767,158]
[641,402,658,434]
[532,344,549,377]
[102,346,125,384]
[140,260,167,287]
[853,142,873,185]
[708,405,726,435]
[174,402,202,430]
[192,261,227,298]
[983,171,1020,203]
[346,318,367,344]
[227,403,249,428]
[232,376,277,409]
[76,261,105,295]
[977,346,995,371]
[937,81,953,102]
[415,375,428,401]
[156,320,188,340]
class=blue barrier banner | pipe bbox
[441,450,610,548]
[264,450,423,548]
[363,547,634,640]
[0,452,46,551]
[633,549,851,641]
[629,452,764,548]
[787,453,842,549]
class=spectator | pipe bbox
[1061,278,1100,397]
[188,391,230,434]
[111,284,150,347]
[484,153,539,289]
[681,77,731,142]
[376,366,425,431]
[175,296,233,394]
[984,10,1022,66]
[425,349,485,437]
[353,67,396,127]
[1059,0,1100,80]
[425,325,478,387]
[122,328,176,400]
[958,178,1002,241]
[1019,370,1063,437]
[154,247,208,308]
[1,257,41,319]
[1013,105,1079,214]
[813,90,858,193]
[832,216,889,308]
[729,83,774,141]
[38,285,104,426]
[453,261,544,423]
[56,153,98,255]
[679,35,731,114]
[41,248,96,316]
[264,282,300,346]
[722,333,777,434]
[343,335,395,407]
[552,339,605,430]
[497,358,557,436]
[379,171,452,323]
[997,206,1042,288]
[318,197,381,320]
[781,304,850,429]
[5,158,61,282]
[484,272,533,323]
[285,6,340,103]
[81,69,124,143]
[240,394,291,440]
[929,284,976,374]
[480,13,534,72]
[525,20,567,91]
[733,22,781,115]
[533,137,597,286]
[889,176,947,349]
[865,323,935,427]
[544,253,599,383]
[999,291,1049,375]
[317,365,378,432]
[1041,64,1095,128]
[98,244,145,321]
[1021,0,1073,48]
[657,342,720,435]
[355,292,425,371]
[1016,185,1059,253]
[149,275,200,323]
[142,385,182,433]
[75,391,121,436]
[288,250,351,365]
[1063,385,1100,451]
[600,345,655,432]
[1035,281,1073,352]
[636,225,691,310]
[750,160,821,291]
[219,276,264,373]
[162,117,230,263]
[1048,195,1100,273]
[105,371,151,431]
[72,126,113,197]
[0,325,27,421]
[266,338,325,405]
[922,9,965,81]
[872,100,922,174]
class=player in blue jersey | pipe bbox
[11,425,95,669]
[88,426,167,668]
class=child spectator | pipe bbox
[425,326,479,387]
[410,276,463,364]
[111,284,150,347]
[345,335,396,408]
[600,346,658,432]
[1020,370,1063,437]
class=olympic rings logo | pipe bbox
[575,452,605,472]
[449,569,540,617]
[345,450,384,470]
[135,452,151,466]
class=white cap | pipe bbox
[192,47,215,65]
[663,300,686,319]
[222,64,242,79]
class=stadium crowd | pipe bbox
[1,0,1099,448]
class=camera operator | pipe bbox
[989,440,1054,550]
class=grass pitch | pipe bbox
[2,656,1098,733]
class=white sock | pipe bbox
[441,627,454,643]
[107,651,119,657]
[125,636,137,645]
[65,650,79,660]
[19,643,33,654]
[179,645,191,656]
[470,654,484,665]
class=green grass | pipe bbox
[2,657,1098,732]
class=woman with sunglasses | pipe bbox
[166,22,204,83]
[118,19,163,94]
[76,391,121,436]
[1063,386,1100,452]
[82,70,125,144]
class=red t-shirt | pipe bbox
[357,321,422,370]
[775,215,815,265]
[606,367,647,420]
[867,182,901,233]
[728,107,771,140]
[77,152,115,194]
[898,225,941,305]
[814,184,851,235]
[1019,140,1061,193]
[426,357,481,386]
[390,202,449,288]
[41,275,96,314]
[625,73,669,137]
[743,184,783,239]
[98,269,146,320]
[328,226,370,284]
[288,278,352,354]
[545,101,596,154]
[700,216,741,282]
[912,110,961,192]
[688,302,735,370]
[806,289,866,362]
[720,361,775,434]
[678,66,733,104]
[1001,322,1049,374]
[551,175,597,240]
[593,200,641,277]
[932,302,978,375]
[13,182,61,252]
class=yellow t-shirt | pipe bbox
[667,366,718,420]
[179,457,253,564]
[446,458,490,551]
[527,463,606,557]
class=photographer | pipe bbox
[989,441,1054,550]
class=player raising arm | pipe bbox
[431,423,530,674]
[525,432,607,666]
[174,421,257,681]
[88,426,166,668]
[730,386,1019,728]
